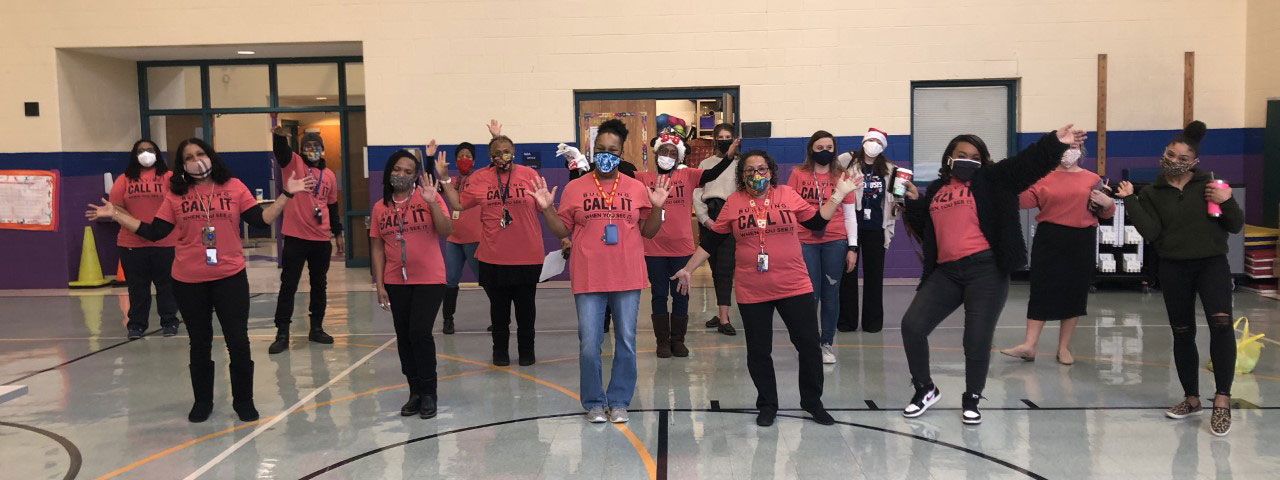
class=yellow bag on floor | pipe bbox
[1208,317,1265,374]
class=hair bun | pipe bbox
[1182,120,1207,143]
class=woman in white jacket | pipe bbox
[837,128,903,333]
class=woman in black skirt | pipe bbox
[1000,145,1114,365]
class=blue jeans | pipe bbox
[575,290,640,410]
[444,241,479,288]
[644,255,692,316]
[801,240,845,344]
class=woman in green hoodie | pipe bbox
[1116,120,1243,437]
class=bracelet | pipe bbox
[282,191,295,198]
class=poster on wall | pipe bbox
[0,170,59,231]
[581,112,649,169]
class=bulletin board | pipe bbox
[0,170,59,231]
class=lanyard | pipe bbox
[748,192,772,254]
[392,190,412,281]
[815,174,832,208]
[198,184,215,227]
[592,172,620,224]
[495,168,513,206]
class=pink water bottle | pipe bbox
[1207,174,1226,218]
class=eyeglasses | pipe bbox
[491,153,513,161]
[743,166,770,176]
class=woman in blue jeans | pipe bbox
[786,130,860,364]
[435,142,481,334]
[533,119,670,423]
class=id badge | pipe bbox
[451,210,460,220]
[602,223,619,245]
[660,209,665,222]
[205,248,218,265]
[314,206,324,225]
[401,266,408,282]
[201,226,216,247]
[756,253,769,272]
[863,208,871,220]
[500,208,512,229]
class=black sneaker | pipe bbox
[268,332,289,354]
[127,327,145,340]
[162,325,179,337]
[442,317,455,335]
[805,406,836,425]
[308,329,334,344]
[519,355,536,366]
[756,408,777,427]
[717,322,737,336]
[493,352,510,367]
[961,392,984,425]
[705,317,720,328]
[903,382,941,418]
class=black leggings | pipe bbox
[275,236,332,328]
[738,293,824,412]
[1158,255,1235,398]
[901,251,1008,395]
[700,224,736,307]
[841,228,886,332]
[120,246,179,330]
[385,284,445,395]
[173,270,252,377]
[484,284,538,357]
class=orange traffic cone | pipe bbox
[69,226,113,288]
[111,260,127,286]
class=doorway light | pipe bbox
[236,50,256,55]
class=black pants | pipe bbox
[484,284,537,357]
[1158,255,1236,397]
[174,270,253,398]
[120,246,180,330]
[739,293,825,412]
[275,236,332,329]
[385,284,445,395]
[901,251,1008,394]
[699,224,736,307]
[841,228,886,332]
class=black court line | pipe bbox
[656,410,669,480]
[303,409,1047,480]
[3,329,158,385]
[0,421,82,480]
[1021,399,1041,409]
[864,399,880,410]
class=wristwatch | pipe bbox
[439,177,452,185]
[282,191,295,198]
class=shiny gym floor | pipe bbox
[2,261,1279,479]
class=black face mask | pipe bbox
[950,158,981,182]
[716,140,733,156]
[812,150,834,166]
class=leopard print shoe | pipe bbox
[1165,399,1203,419]
[1210,407,1232,436]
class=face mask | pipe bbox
[457,157,475,176]
[747,172,771,195]
[862,141,884,158]
[185,158,212,179]
[1160,155,1197,177]
[304,149,324,164]
[594,152,622,174]
[811,150,835,166]
[1060,148,1082,168]
[389,174,416,192]
[716,140,733,155]
[137,151,157,168]
[949,158,981,182]
[492,153,514,171]
[657,155,677,171]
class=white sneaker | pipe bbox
[609,407,629,423]
[903,384,941,418]
[585,406,607,423]
[821,344,836,364]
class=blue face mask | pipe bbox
[594,152,622,174]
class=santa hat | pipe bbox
[863,128,888,147]
[653,133,686,161]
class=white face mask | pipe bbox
[137,151,157,168]
[657,155,677,171]
[862,141,884,158]
[1061,148,1082,168]
[185,158,212,179]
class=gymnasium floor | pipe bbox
[2,260,1279,479]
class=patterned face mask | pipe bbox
[1160,151,1197,177]
[593,152,622,174]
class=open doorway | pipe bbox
[574,87,738,171]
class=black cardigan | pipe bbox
[903,132,1069,284]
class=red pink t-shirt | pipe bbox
[635,168,699,257]
[460,165,545,265]
[446,173,483,245]
[153,178,257,283]
[710,186,816,304]
[785,167,857,245]
[109,170,176,248]
[370,190,449,285]
[1019,169,1116,228]
[280,154,339,242]
[931,179,991,263]
[557,173,653,294]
